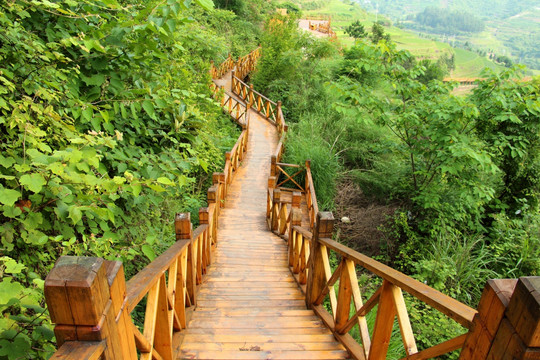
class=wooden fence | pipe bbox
[231,73,286,134]
[45,56,252,360]
[209,46,261,80]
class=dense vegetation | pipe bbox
[0,0,271,358]
[253,12,539,356]
[1,0,538,357]
[364,0,540,71]
[414,7,485,34]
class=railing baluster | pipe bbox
[369,280,398,360]
[306,212,334,307]
[153,274,173,360]
[391,285,418,356]
[175,213,196,307]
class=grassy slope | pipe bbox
[294,0,508,78]
[360,0,540,74]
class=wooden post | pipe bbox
[231,70,235,87]
[199,207,212,267]
[460,277,540,360]
[288,208,302,267]
[268,176,277,189]
[249,84,254,107]
[272,188,281,231]
[175,213,196,307]
[208,186,219,245]
[45,256,137,359]
[270,155,277,177]
[292,191,301,209]
[369,280,398,360]
[306,212,334,307]
[276,101,282,132]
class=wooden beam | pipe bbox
[369,280,397,360]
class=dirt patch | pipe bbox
[334,178,400,256]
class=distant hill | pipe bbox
[366,0,539,21]
[358,0,540,70]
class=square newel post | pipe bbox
[267,176,277,222]
[44,256,137,359]
[175,213,196,307]
[306,212,334,308]
[207,185,218,245]
[270,155,277,177]
[460,277,540,360]
[231,69,236,87]
[213,172,225,208]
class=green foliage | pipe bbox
[345,20,367,41]
[0,0,265,357]
[415,7,485,33]
[328,33,539,305]
[370,22,391,44]
[283,122,342,210]
[407,298,465,358]
[414,232,497,304]
[471,67,540,213]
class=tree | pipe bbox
[345,20,367,42]
[370,21,390,44]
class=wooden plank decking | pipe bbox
[178,73,349,359]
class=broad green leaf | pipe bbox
[20,173,46,193]
[83,74,105,86]
[131,184,142,197]
[0,188,21,206]
[147,183,165,192]
[194,0,214,10]
[157,177,174,185]
[0,278,24,305]
[141,244,156,261]
[68,206,82,224]
[142,100,156,119]
[0,257,26,274]
[0,154,15,168]
[82,107,93,122]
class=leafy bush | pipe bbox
[0,0,267,357]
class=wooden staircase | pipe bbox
[44,47,540,360]
[178,93,348,359]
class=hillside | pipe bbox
[293,0,506,77]
[359,0,540,71]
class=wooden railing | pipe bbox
[308,19,337,37]
[210,55,234,79]
[231,73,287,134]
[252,47,540,360]
[285,213,540,360]
[209,46,261,80]
[45,54,253,359]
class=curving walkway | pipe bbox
[178,73,348,359]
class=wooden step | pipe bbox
[178,350,349,359]
[177,108,346,360]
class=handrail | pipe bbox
[287,218,477,360]
[231,74,287,136]
[125,235,193,312]
[210,46,261,80]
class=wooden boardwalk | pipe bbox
[178,73,348,359]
